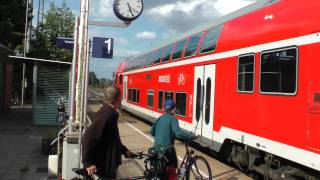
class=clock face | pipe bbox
[113,0,144,22]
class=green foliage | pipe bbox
[0,0,27,49]
[28,1,75,62]
[89,71,112,88]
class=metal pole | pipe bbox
[37,0,40,26]
[22,0,29,107]
[78,38,90,168]
[68,17,79,133]
[75,0,89,125]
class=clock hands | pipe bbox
[127,3,134,16]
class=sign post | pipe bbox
[92,37,114,59]
[56,37,74,49]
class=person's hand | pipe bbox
[86,165,97,175]
[124,150,134,158]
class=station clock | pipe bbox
[113,0,144,22]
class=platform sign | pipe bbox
[92,37,113,59]
[56,37,74,49]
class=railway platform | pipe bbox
[88,102,253,179]
[0,106,55,180]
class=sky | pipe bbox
[33,0,255,79]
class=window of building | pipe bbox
[200,25,223,54]
[184,33,202,58]
[238,55,255,92]
[158,91,164,110]
[175,92,186,116]
[147,90,154,107]
[172,39,187,60]
[260,47,298,94]
[162,44,174,62]
[154,48,163,64]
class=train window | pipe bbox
[119,74,123,84]
[184,32,202,58]
[260,47,298,95]
[196,78,201,122]
[165,91,173,101]
[148,51,156,65]
[128,89,132,101]
[200,25,223,54]
[162,44,174,62]
[154,48,163,64]
[147,90,154,107]
[238,55,255,93]
[158,91,164,110]
[137,90,140,103]
[205,78,211,124]
[176,92,186,116]
[132,89,137,102]
[172,39,187,60]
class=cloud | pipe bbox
[90,0,116,20]
[136,31,156,39]
[147,0,255,33]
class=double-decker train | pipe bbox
[115,0,320,179]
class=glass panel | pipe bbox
[119,75,123,84]
[137,90,140,103]
[200,25,223,54]
[128,89,132,101]
[165,92,173,101]
[172,39,187,60]
[154,48,163,64]
[184,33,202,58]
[196,78,201,121]
[148,90,154,107]
[132,89,137,102]
[260,48,297,94]
[162,44,174,62]
[147,51,155,65]
[176,93,186,116]
[158,91,163,110]
[238,55,254,92]
[205,78,211,124]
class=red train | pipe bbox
[115,0,320,178]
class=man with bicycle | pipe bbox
[150,99,196,180]
[82,86,134,179]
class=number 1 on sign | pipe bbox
[105,39,112,54]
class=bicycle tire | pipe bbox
[185,156,212,180]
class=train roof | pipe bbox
[130,0,278,59]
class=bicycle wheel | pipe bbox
[186,156,212,180]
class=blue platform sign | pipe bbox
[92,37,113,59]
[56,37,74,49]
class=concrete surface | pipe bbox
[0,107,56,180]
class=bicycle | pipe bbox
[73,138,212,180]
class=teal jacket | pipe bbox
[150,113,195,148]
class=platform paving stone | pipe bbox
[0,107,56,180]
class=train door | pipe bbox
[123,76,128,102]
[192,64,216,142]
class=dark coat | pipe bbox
[82,103,128,178]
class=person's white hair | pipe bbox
[104,86,121,104]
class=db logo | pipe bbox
[178,73,186,86]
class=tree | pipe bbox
[28,1,75,62]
